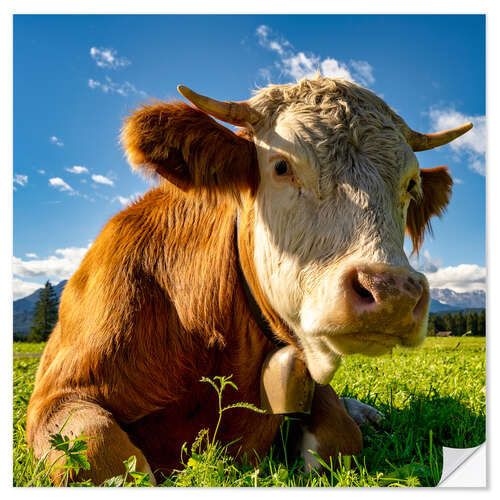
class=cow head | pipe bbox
[122,77,472,384]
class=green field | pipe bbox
[13,337,485,487]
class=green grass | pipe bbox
[13,337,485,487]
[13,342,45,354]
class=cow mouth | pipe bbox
[329,331,403,356]
[297,325,427,384]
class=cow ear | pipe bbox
[406,166,453,253]
[121,101,258,195]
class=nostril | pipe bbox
[412,280,429,320]
[352,272,375,303]
[406,276,423,297]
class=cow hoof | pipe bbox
[341,398,384,426]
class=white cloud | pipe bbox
[49,177,94,200]
[88,78,100,89]
[255,25,374,86]
[50,136,64,147]
[88,76,147,97]
[14,174,28,187]
[12,278,43,300]
[91,174,114,186]
[281,52,322,80]
[90,46,130,69]
[453,177,464,184]
[25,253,38,258]
[66,165,89,175]
[256,24,290,56]
[114,196,130,206]
[112,192,142,207]
[284,52,353,82]
[408,248,485,293]
[409,249,442,274]
[320,58,353,81]
[348,60,375,86]
[429,108,486,175]
[49,177,74,193]
[258,67,272,83]
[13,245,91,283]
[38,169,46,175]
[424,264,486,293]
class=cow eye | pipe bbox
[407,179,417,193]
[274,160,290,176]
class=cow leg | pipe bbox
[298,385,363,471]
[340,398,384,427]
[28,398,155,485]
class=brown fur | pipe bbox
[307,385,363,461]
[122,101,258,199]
[26,102,360,484]
[406,166,453,253]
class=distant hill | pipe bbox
[429,298,459,313]
[430,307,485,318]
[430,288,485,309]
[13,280,67,337]
[12,282,486,337]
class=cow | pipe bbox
[26,76,472,485]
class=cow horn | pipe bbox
[177,85,261,126]
[406,122,473,152]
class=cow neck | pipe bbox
[235,204,299,350]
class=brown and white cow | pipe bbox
[26,76,472,484]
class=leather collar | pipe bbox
[235,217,287,348]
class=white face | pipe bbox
[251,111,429,384]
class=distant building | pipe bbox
[436,331,453,337]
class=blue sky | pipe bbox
[12,14,486,299]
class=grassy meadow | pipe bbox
[13,337,485,487]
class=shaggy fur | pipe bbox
[406,167,453,252]
[242,78,451,383]
[122,101,258,199]
[248,77,450,246]
[26,94,362,484]
[26,77,454,484]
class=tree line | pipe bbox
[428,309,486,337]
[22,281,59,342]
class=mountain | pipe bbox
[13,280,67,337]
[13,281,485,337]
[429,298,459,313]
[430,288,486,309]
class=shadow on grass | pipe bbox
[358,394,485,486]
[236,392,486,487]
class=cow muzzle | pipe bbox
[297,263,430,384]
[328,263,430,355]
[346,264,428,322]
